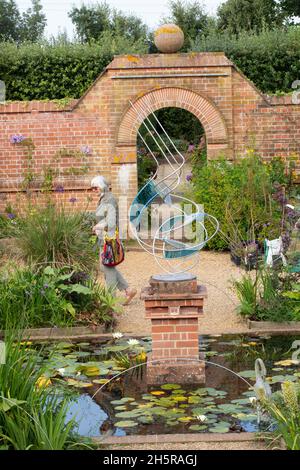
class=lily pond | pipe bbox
[31,334,300,437]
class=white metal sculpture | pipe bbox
[129,99,219,275]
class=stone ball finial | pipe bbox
[154,24,184,53]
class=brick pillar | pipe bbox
[141,274,207,385]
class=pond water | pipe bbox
[36,334,300,438]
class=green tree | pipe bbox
[69,1,148,43]
[0,0,46,42]
[0,0,21,41]
[111,10,148,42]
[164,0,209,48]
[281,0,300,17]
[68,2,111,43]
[217,0,285,34]
[20,0,46,42]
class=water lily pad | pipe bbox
[111,398,135,405]
[268,374,297,384]
[188,396,204,404]
[66,378,93,388]
[189,424,207,431]
[217,404,244,413]
[150,391,165,396]
[161,384,181,390]
[209,421,231,433]
[172,396,187,403]
[231,398,253,405]
[137,415,154,424]
[178,416,193,423]
[115,420,137,428]
[115,410,143,418]
[115,405,128,411]
[92,379,109,385]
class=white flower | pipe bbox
[127,339,140,346]
[196,415,207,422]
[249,396,257,405]
[112,332,123,339]
[286,204,295,210]
[57,368,65,376]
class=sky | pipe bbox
[16,0,226,38]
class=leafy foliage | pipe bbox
[0,265,123,329]
[191,25,300,94]
[233,268,300,322]
[14,203,97,271]
[0,34,147,100]
[163,0,209,49]
[263,381,300,450]
[0,332,80,450]
[188,153,285,251]
[69,2,148,43]
[217,0,286,35]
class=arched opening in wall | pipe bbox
[136,107,206,191]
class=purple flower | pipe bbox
[43,283,49,289]
[55,185,64,193]
[81,145,92,155]
[7,213,16,220]
[69,197,77,204]
[187,144,195,153]
[10,134,26,144]
[186,174,193,182]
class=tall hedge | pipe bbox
[0,34,147,100]
[1,26,300,100]
[192,26,300,94]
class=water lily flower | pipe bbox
[196,415,207,422]
[112,332,123,339]
[127,339,140,346]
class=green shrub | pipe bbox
[188,153,284,251]
[233,267,300,322]
[0,265,123,329]
[14,203,97,271]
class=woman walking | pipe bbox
[91,175,137,305]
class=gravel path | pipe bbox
[99,251,248,336]
[105,441,268,451]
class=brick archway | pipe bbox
[116,87,229,160]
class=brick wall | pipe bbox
[0,52,299,213]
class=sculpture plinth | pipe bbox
[141,274,207,385]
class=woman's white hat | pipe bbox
[91,175,109,190]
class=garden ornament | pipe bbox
[264,237,287,267]
[254,358,272,425]
[128,99,219,275]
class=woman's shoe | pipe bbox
[123,289,137,306]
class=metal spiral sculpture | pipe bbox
[129,99,219,275]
